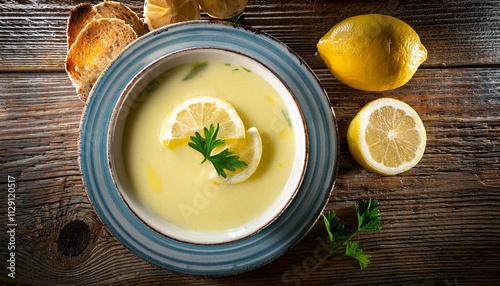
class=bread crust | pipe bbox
[66,3,97,49]
[65,1,149,102]
[65,18,137,102]
[95,0,149,37]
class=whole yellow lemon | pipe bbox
[317,14,427,92]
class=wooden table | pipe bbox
[1,0,499,285]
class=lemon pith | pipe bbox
[317,14,427,92]
[198,0,248,19]
[347,98,426,175]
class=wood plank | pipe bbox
[3,189,500,285]
[0,0,499,71]
[329,67,500,211]
[1,68,499,186]
[1,66,499,284]
[0,73,82,182]
[1,0,499,285]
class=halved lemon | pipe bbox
[347,98,426,175]
[210,127,262,184]
[144,0,200,31]
[198,0,248,19]
[160,96,245,143]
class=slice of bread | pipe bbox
[66,3,97,49]
[67,1,148,50]
[65,18,137,102]
[95,1,149,38]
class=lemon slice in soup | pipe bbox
[211,127,262,184]
[160,96,245,143]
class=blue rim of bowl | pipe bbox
[79,20,339,276]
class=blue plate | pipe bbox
[80,21,338,276]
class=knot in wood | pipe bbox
[57,220,90,257]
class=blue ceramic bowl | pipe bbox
[79,21,338,276]
[108,47,308,245]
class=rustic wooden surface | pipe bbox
[1,0,499,285]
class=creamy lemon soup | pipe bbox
[122,60,296,233]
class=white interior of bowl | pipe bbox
[109,48,307,245]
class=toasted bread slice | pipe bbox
[67,1,148,50]
[66,3,97,49]
[65,18,137,102]
[95,1,149,37]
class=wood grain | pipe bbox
[0,0,499,71]
[1,0,499,285]
[1,67,499,284]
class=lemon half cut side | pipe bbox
[160,96,245,143]
[210,126,262,184]
[198,0,248,19]
[347,98,427,175]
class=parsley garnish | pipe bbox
[322,199,382,269]
[230,12,244,24]
[188,123,247,178]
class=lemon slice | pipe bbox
[144,0,200,30]
[210,127,262,184]
[161,96,245,143]
[347,98,426,175]
[198,0,248,19]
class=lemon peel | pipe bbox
[317,14,427,91]
[144,0,200,30]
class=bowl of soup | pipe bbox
[79,21,338,275]
[108,47,308,244]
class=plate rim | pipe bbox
[79,20,339,276]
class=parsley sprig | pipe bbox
[188,123,247,178]
[322,199,382,269]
